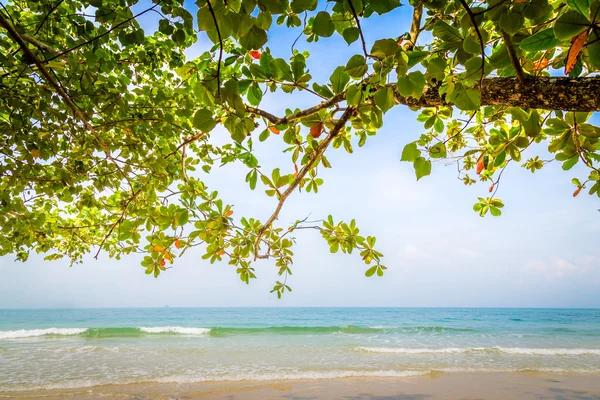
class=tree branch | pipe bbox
[347,0,369,59]
[502,30,526,83]
[206,0,223,103]
[246,92,345,125]
[403,3,422,51]
[253,107,356,259]
[459,0,486,84]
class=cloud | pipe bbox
[525,256,597,281]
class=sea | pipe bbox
[0,308,599,392]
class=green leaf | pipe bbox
[567,0,592,16]
[342,27,360,45]
[329,66,350,93]
[346,84,362,105]
[270,58,294,81]
[401,142,420,161]
[312,12,335,37]
[588,30,600,70]
[192,109,216,132]
[429,142,447,158]
[432,21,463,43]
[370,39,399,59]
[397,71,426,98]
[239,26,268,49]
[365,265,377,277]
[345,55,367,78]
[520,28,561,51]
[369,0,401,14]
[373,86,394,113]
[554,11,590,40]
[291,0,318,13]
[413,157,432,180]
[499,11,524,35]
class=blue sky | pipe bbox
[0,1,599,308]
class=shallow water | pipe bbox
[1,308,599,391]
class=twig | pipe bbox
[206,0,223,103]
[347,0,369,59]
[253,107,356,259]
[94,188,142,259]
[34,0,64,35]
[459,0,486,85]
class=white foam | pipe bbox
[356,347,600,356]
[155,369,429,383]
[496,347,600,356]
[356,347,485,354]
[0,328,87,339]
[139,326,211,335]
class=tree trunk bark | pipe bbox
[396,77,600,112]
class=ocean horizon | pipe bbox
[1,307,600,392]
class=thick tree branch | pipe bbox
[253,107,356,259]
[393,77,600,111]
[250,77,600,123]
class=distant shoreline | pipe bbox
[3,372,600,399]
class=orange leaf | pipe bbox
[489,184,494,193]
[31,149,41,159]
[175,239,181,249]
[476,157,484,175]
[250,51,261,60]
[397,38,404,45]
[310,122,323,139]
[573,187,582,197]
[269,126,280,134]
[164,252,173,262]
[153,245,165,252]
[565,30,588,74]
[224,210,234,217]
[217,249,225,256]
[160,259,166,266]
[532,57,548,70]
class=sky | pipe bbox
[0,1,599,308]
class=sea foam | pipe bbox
[356,347,600,355]
[0,328,87,339]
[139,327,211,335]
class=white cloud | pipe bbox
[525,256,597,281]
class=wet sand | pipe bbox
[2,372,600,399]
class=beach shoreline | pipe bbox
[2,371,600,399]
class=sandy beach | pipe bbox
[2,372,600,400]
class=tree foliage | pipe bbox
[0,0,599,294]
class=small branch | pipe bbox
[206,0,223,103]
[403,4,422,51]
[94,188,142,259]
[459,0,486,85]
[34,0,64,35]
[501,31,526,83]
[246,92,345,125]
[347,0,369,59]
[253,107,356,259]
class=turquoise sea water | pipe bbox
[1,308,599,391]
